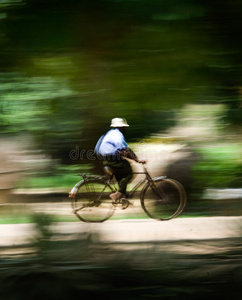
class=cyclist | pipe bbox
[93,117,146,202]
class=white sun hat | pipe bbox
[110,118,129,127]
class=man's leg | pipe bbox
[104,159,133,200]
[115,160,133,195]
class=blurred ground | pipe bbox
[0,216,242,248]
[1,195,242,300]
[0,213,242,300]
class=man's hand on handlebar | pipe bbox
[137,158,146,164]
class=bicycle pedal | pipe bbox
[121,198,130,210]
[112,199,121,206]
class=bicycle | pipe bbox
[70,163,187,223]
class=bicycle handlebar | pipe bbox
[136,160,148,172]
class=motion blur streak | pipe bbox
[0,0,242,299]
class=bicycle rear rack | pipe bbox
[78,173,106,181]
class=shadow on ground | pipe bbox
[0,214,242,300]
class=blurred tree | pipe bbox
[0,0,241,162]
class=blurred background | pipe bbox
[0,0,242,299]
[0,0,242,202]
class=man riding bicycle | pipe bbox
[68,117,186,222]
[93,117,146,202]
[69,117,145,201]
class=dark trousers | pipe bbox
[103,158,133,195]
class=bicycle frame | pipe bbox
[71,163,185,222]
[125,165,151,198]
[108,164,167,199]
[75,164,167,200]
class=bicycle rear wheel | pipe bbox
[72,179,115,222]
[141,178,186,221]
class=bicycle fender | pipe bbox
[153,176,167,181]
[70,180,85,195]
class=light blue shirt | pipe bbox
[96,129,128,156]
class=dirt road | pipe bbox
[1,216,242,248]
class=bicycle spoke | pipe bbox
[74,201,97,213]
[72,180,114,222]
[141,179,186,220]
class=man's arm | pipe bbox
[118,147,146,163]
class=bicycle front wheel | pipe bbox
[141,178,186,221]
[72,179,115,223]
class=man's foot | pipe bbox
[121,198,130,210]
[109,191,124,203]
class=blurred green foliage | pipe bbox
[0,0,242,162]
[18,164,93,189]
[192,144,242,197]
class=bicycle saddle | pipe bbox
[103,166,114,176]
